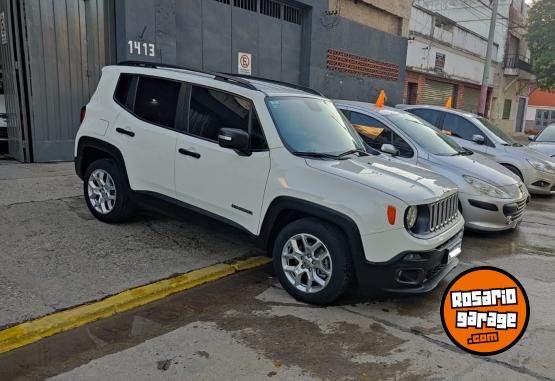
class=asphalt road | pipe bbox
[1,161,554,380]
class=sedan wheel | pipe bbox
[87,169,117,214]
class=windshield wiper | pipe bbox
[336,149,370,158]
[292,151,343,159]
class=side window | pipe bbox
[392,132,414,158]
[442,113,483,141]
[250,111,268,150]
[349,111,392,151]
[188,86,250,141]
[114,74,135,109]
[410,108,440,127]
[133,76,181,128]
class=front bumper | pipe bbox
[355,227,463,295]
[523,168,555,195]
[460,192,529,232]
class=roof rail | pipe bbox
[221,73,324,96]
[116,61,257,91]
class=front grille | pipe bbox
[429,193,459,233]
[505,198,527,220]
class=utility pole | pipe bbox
[478,0,499,116]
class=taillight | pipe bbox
[80,106,86,124]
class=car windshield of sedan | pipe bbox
[473,117,521,146]
[382,111,468,156]
[266,97,365,157]
[536,125,555,142]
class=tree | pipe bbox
[527,0,555,90]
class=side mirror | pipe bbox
[218,128,251,156]
[381,143,400,156]
[528,135,536,142]
[472,134,485,145]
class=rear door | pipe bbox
[408,108,442,128]
[174,84,270,233]
[111,74,180,197]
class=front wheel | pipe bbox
[272,218,353,305]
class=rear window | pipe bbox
[133,76,181,128]
[114,74,134,108]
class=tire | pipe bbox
[502,164,523,181]
[272,217,353,305]
[83,158,135,223]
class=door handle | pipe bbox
[178,148,201,159]
[116,127,135,137]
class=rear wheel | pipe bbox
[84,158,135,222]
[272,218,353,305]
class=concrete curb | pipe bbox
[0,256,271,354]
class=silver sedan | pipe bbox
[334,100,529,232]
[529,124,555,158]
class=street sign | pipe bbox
[238,52,252,75]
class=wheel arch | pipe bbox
[259,197,365,264]
[76,137,128,183]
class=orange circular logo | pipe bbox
[441,266,529,356]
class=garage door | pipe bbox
[421,80,456,107]
[460,87,481,114]
[177,0,304,84]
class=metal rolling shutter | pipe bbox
[421,80,456,106]
[461,87,481,114]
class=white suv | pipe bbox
[75,63,464,304]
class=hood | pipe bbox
[305,155,457,204]
[503,144,555,164]
[424,152,520,186]
[528,142,555,158]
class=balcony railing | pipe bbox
[504,54,533,73]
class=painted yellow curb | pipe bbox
[0,256,271,354]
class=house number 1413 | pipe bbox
[128,40,155,57]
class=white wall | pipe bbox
[414,0,508,62]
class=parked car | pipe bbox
[75,63,464,304]
[528,124,555,158]
[335,101,529,232]
[399,105,555,196]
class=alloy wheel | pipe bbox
[87,169,116,214]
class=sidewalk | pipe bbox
[0,161,263,329]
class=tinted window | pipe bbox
[474,116,518,146]
[392,132,414,158]
[134,77,180,128]
[410,108,441,126]
[250,111,268,150]
[189,86,250,141]
[114,74,134,108]
[349,112,392,151]
[442,113,484,141]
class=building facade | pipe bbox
[410,0,534,136]
[525,90,555,134]
[0,0,411,162]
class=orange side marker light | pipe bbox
[387,205,397,225]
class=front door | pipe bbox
[515,97,526,133]
[174,85,270,233]
[441,112,490,155]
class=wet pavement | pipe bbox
[1,194,555,380]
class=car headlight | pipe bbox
[405,205,418,229]
[526,159,555,175]
[462,175,511,199]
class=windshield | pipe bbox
[473,117,520,146]
[383,111,466,156]
[266,97,365,155]
[537,125,555,142]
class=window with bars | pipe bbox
[233,0,257,12]
[260,0,281,19]
[284,4,302,25]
